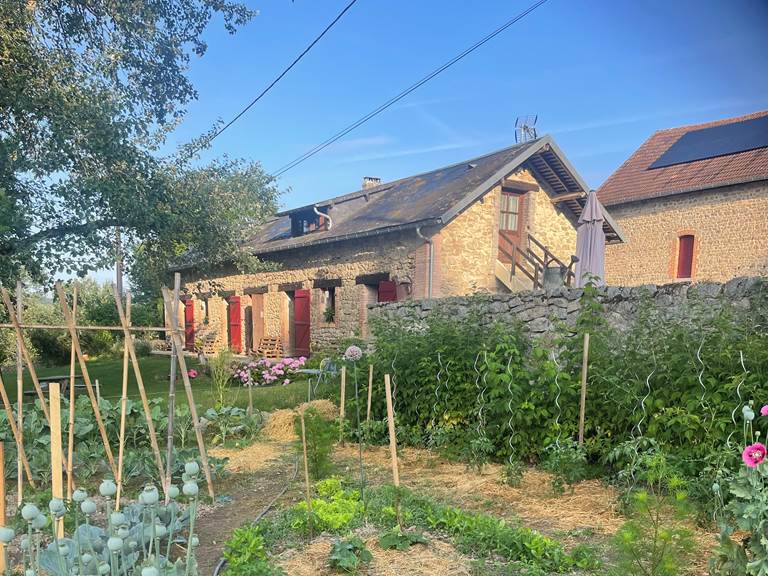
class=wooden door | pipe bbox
[377,280,398,303]
[677,235,695,279]
[227,295,242,353]
[244,305,253,353]
[293,289,311,357]
[498,191,526,262]
[183,298,195,351]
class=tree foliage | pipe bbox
[0,0,279,290]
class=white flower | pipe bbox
[344,345,363,362]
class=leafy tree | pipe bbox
[0,1,279,289]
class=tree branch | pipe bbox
[0,219,122,255]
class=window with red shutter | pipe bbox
[677,235,695,279]
[227,295,242,353]
[183,298,195,351]
[377,280,398,302]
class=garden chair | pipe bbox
[297,357,338,401]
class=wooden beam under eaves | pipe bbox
[501,178,539,192]
[550,191,586,203]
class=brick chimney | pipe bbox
[362,176,381,190]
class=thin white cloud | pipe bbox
[334,141,478,164]
[324,135,396,153]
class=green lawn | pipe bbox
[1,355,333,413]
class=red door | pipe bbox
[227,295,242,353]
[293,289,311,357]
[677,235,695,279]
[498,191,526,263]
[184,299,195,351]
[377,280,398,302]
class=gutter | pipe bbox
[416,226,434,299]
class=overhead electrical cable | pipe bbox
[272,0,549,177]
[202,0,360,148]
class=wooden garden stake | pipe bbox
[0,371,35,487]
[66,284,77,499]
[366,365,373,422]
[339,366,346,444]
[578,332,590,446]
[50,381,64,538]
[1,287,50,423]
[165,272,181,500]
[55,282,116,477]
[384,374,401,526]
[112,285,167,497]
[15,281,23,508]
[115,292,131,509]
[300,412,313,538]
[0,441,5,573]
[161,287,215,500]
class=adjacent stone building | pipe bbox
[177,137,623,356]
[598,110,768,286]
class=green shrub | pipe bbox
[328,537,372,574]
[501,459,524,487]
[134,338,153,357]
[294,407,335,480]
[542,440,588,495]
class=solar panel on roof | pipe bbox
[649,115,768,169]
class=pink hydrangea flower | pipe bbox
[742,442,767,468]
[761,405,768,417]
[283,379,290,386]
[187,369,198,379]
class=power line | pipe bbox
[204,0,360,148]
[273,0,550,177]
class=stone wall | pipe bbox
[368,276,764,337]
[604,181,768,286]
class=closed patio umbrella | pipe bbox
[574,190,606,287]
[573,189,606,445]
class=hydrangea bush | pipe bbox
[232,357,306,387]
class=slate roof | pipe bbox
[597,110,768,207]
[242,136,625,257]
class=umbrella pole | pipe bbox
[577,332,590,445]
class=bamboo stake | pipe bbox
[66,285,77,499]
[15,281,23,508]
[50,382,64,538]
[366,365,373,422]
[161,287,215,500]
[0,370,35,487]
[54,283,116,477]
[300,412,313,538]
[165,273,181,502]
[578,332,590,446]
[111,285,166,497]
[115,293,131,510]
[339,366,346,444]
[0,441,5,573]
[1,288,50,423]
[384,374,401,526]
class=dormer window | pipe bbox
[290,206,330,237]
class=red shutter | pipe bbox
[184,299,195,351]
[227,296,242,353]
[377,280,398,302]
[677,235,694,279]
[293,289,311,357]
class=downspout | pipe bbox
[416,226,433,299]
[314,205,333,230]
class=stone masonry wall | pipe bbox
[604,181,768,286]
[369,276,764,337]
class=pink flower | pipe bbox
[283,379,290,386]
[761,405,768,417]
[742,443,767,468]
[187,369,198,379]
[344,345,363,362]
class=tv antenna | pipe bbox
[515,115,538,143]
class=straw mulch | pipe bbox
[337,444,624,535]
[277,529,472,576]
[210,441,283,473]
[262,399,337,441]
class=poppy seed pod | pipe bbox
[98,562,110,575]
[81,553,94,565]
[142,567,160,576]
[110,512,126,526]
[99,479,117,497]
[117,524,130,539]
[81,499,97,515]
[25,570,35,576]
[182,482,199,497]
[72,489,88,503]
[107,537,123,553]
[0,527,15,543]
[184,461,200,476]
[31,515,48,530]
[142,485,160,505]
[21,503,41,522]
[49,498,66,516]
[167,485,180,499]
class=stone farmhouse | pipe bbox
[599,110,768,286]
[177,136,624,357]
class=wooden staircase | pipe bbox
[496,234,575,291]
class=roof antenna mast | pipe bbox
[515,114,538,143]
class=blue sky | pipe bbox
[164,0,768,211]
